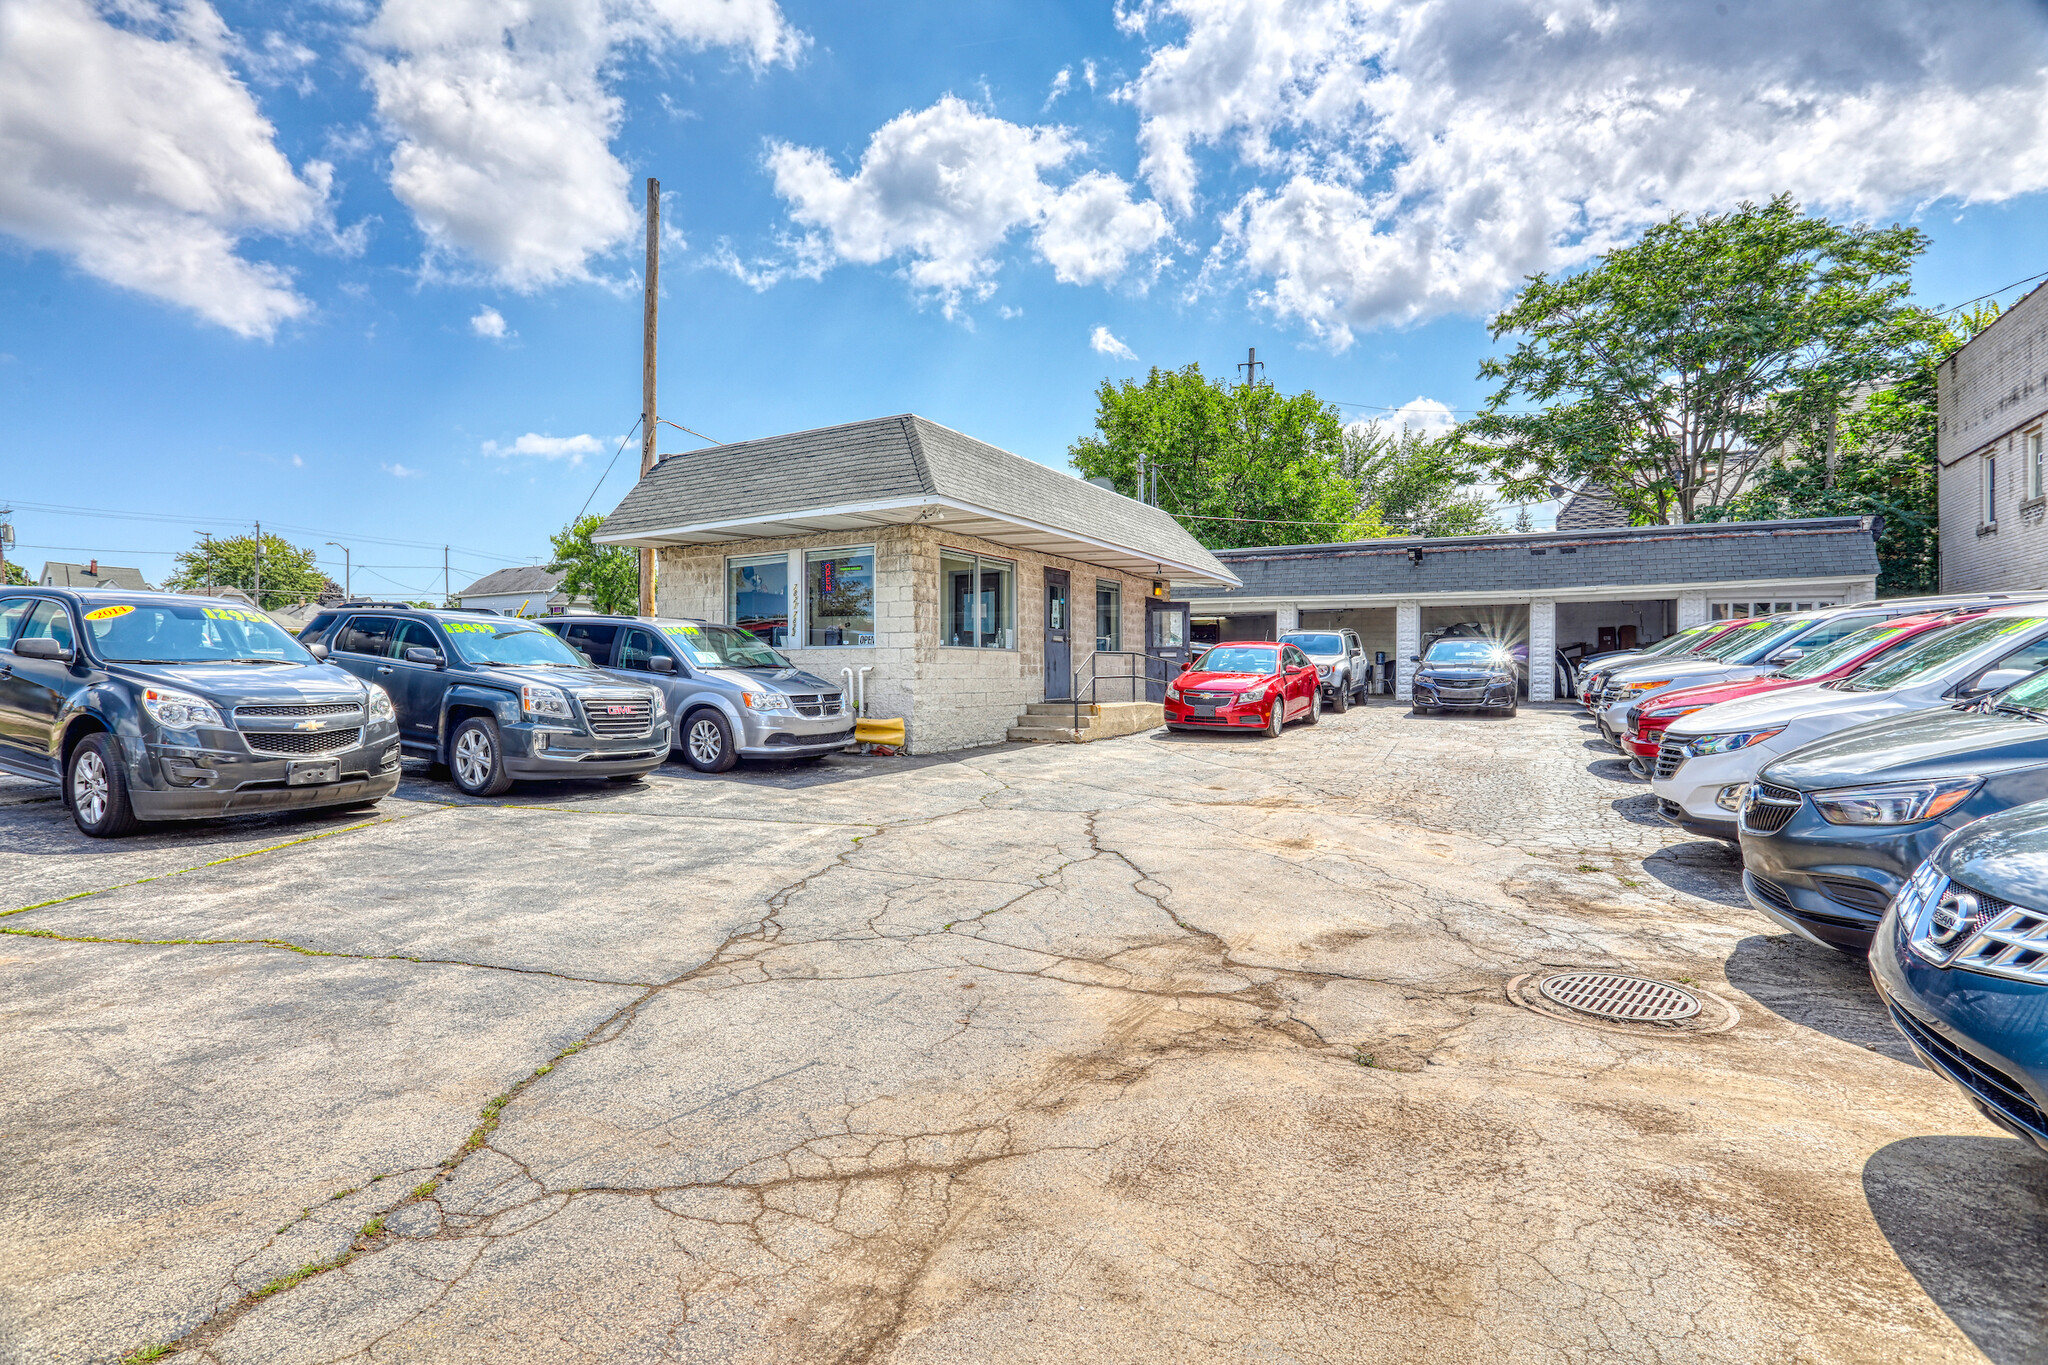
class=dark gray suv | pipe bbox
[300,605,668,796]
[0,588,401,837]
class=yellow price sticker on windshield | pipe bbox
[202,608,269,623]
[84,604,135,621]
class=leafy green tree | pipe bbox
[547,515,640,615]
[1,561,26,586]
[1699,306,1997,595]
[1340,425,1501,538]
[165,533,336,606]
[1069,364,1356,549]
[1467,195,1936,525]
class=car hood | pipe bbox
[1178,671,1273,691]
[1607,658,1754,687]
[1937,798,2048,910]
[1416,661,1509,677]
[1762,705,2048,791]
[489,665,643,692]
[1665,680,1879,736]
[113,661,371,703]
[703,666,840,693]
[1640,675,1801,717]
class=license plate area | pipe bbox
[1188,705,1217,718]
[287,759,340,786]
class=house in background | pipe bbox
[455,566,596,617]
[40,560,151,590]
[1939,282,2048,592]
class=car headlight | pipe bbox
[521,683,572,720]
[742,691,791,712]
[648,689,667,718]
[1622,678,1673,692]
[366,685,396,722]
[1316,664,1331,678]
[1686,727,1785,757]
[1811,777,1981,826]
[1240,683,1269,702]
[1647,705,1706,723]
[1714,783,1748,812]
[142,687,224,730]
[1166,684,1181,701]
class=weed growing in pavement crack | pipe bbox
[328,1187,355,1200]
[1353,1050,1378,1068]
[357,1217,385,1239]
[1575,864,1599,873]
[121,1345,172,1363]
[252,1250,356,1302]
[410,1178,440,1200]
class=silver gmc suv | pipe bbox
[541,615,856,772]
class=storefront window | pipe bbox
[1096,581,1120,652]
[938,549,1015,649]
[805,548,874,646]
[727,554,790,647]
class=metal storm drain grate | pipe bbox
[1537,972,1701,1023]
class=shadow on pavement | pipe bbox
[1863,1135,2048,1364]
[1641,838,1744,905]
[1586,756,1643,784]
[1723,932,1918,1063]
[1609,792,1666,828]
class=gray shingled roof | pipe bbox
[1196,517,1879,600]
[39,561,153,590]
[1553,482,1629,530]
[594,414,1239,586]
[460,566,564,597]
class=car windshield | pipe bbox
[83,600,311,664]
[1195,646,1279,675]
[442,619,588,667]
[1693,617,1805,662]
[1425,639,1506,664]
[1839,615,2048,692]
[1774,622,1917,680]
[1994,668,2048,714]
[1281,632,1343,656]
[661,622,790,669]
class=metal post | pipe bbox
[253,521,262,607]
[443,546,450,607]
[638,176,660,618]
[326,542,350,599]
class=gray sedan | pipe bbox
[541,615,856,771]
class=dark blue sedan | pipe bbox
[1871,798,2048,1155]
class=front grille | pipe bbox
[1888,1001,2048,1140]
[236,702,363,720]
[784,692,844,718]
[1741,781,1803,834]
[1817,877,1892,915]
[1657,798,1686,823]
[245,727,361,756]
[1625,705,1642,729]
[583,696,653,738]
[764,727,855,747]
[1654,740,1686,780]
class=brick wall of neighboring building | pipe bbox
[655,526,1152,754]
[1939,283,2048,592]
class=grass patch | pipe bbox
[328,1187,356,1201]
[252,1249,356,1302]
[121,1345,173,1363]
[357,1217,385,1239]
[410,1178,440,1200]
[1352,1051,1378,1068]
[1574,864,1599,873]
[458,1093,512,1156]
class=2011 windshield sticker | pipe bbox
[84,604,135,621]
[201,607,268,623]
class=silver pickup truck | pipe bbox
[541,615,856,772]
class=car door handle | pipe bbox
[376,665,394,674]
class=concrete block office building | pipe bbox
[1177,518,1883,702]
[1939,281,2048,592]
[595,415,1239,754]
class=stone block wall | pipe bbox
[1939,284,2048,593]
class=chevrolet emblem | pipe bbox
[294,718,329,732]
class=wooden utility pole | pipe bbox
[638,177,660,618]
[253,521,263,608]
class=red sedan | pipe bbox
[1165,641,1322,737]
[1620,606,1996,764]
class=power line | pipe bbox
[577,417,643,522]
[2,498,531,565]
[657,418,722,445]
[1939,266,2048,316]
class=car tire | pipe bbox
[682,708,740,773]
[1264,703,1284,738]
[448,717,514,797]
[1303,689,1321,725]
[1503,700,1519,718]
[1330,683,1349,714]
[1411,704,1432,716]
[67,733,143,838]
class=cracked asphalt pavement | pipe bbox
[5,703,2045,1364]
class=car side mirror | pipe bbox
[1767,647,1804,664]
[650,656,676,674]
[306,642,329,660]
[403,646,445,667]
[1966,667,2035,697]
[1409,654,1421,663]
[14,636,74,663]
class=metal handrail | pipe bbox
[1068,650,1176,733]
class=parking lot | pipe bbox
[5,702,2044,1365]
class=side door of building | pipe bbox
[1143,599,1191,702]
[387,619,451,746]
[0,599,79,773]
[1043,569,1072,700]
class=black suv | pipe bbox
[0,588,401,837]
[298,604,669,796]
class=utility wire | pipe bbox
[576,417,642,522]
[657,418,722,445]
[1939,267,2048,316]
[3,498,529,565]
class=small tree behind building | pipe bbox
[548,515,640,616]
[165,533,333,606]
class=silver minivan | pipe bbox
[540,615,856,772]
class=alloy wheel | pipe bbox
[454,727,494,789]
[688,717,725,767]
[73,748,108,826]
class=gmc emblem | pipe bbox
[603,705,631,714]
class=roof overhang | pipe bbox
[597,494,1242,588]
[1176,571,1876,611]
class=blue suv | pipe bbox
[299,604,668,796]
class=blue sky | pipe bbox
[4,0,2047,602]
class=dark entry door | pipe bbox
[1043,568,1072,700]
[1144,599,1191,701]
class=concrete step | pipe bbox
[1023,701,1096,717]
[1006,724,1089,743]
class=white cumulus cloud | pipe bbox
[469,305,510,338]
[482,432,606,463]
[1044,66,1071,109]
[362,0,804,290]
[1090,325,1137,361]
[761,95,1169,313]
[1349,396,1455,440]
[382,461,423,478]
[1123,0,2048,346]
[0,0,330,337]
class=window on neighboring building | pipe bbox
[1711,599,1837,620]
[1096,580,1121,653]
[1987,452,2000,525]
[939,549,1016,649]
[2029,429,2044,502]
[727,553,790,647]
[805,548,874,646]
